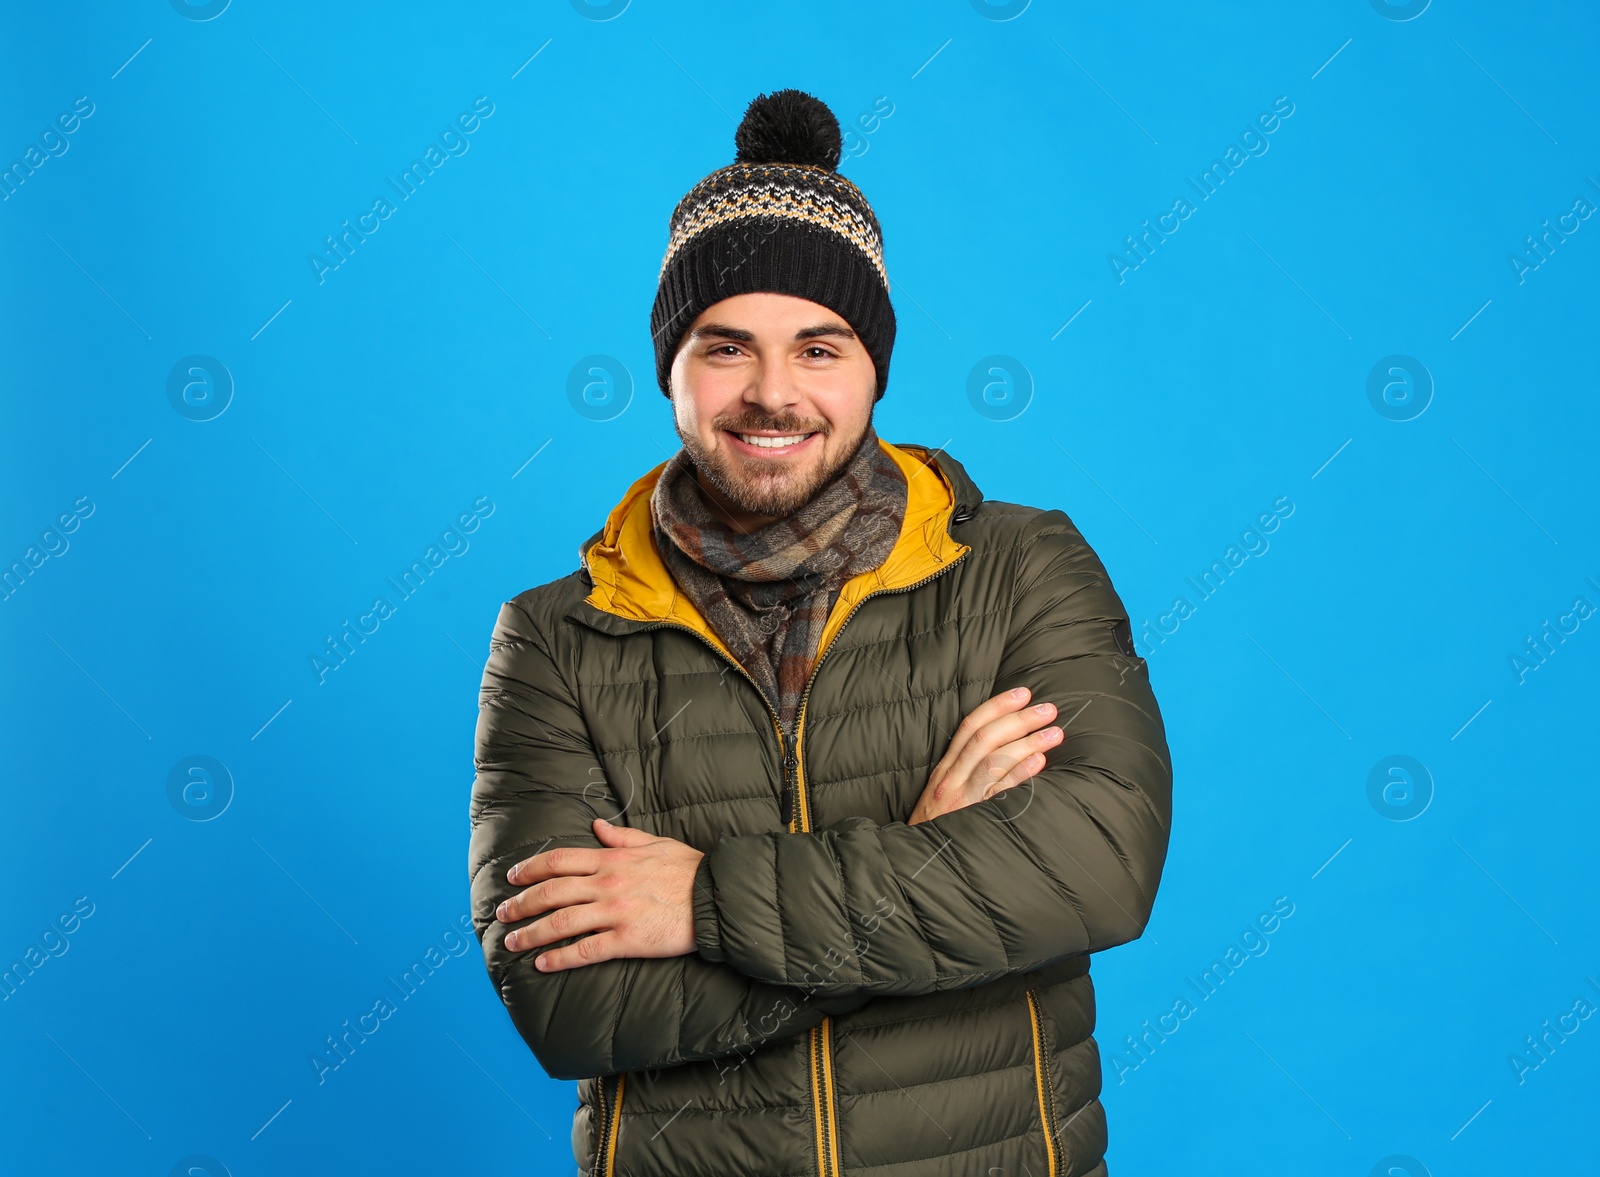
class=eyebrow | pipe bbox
[687,322,857,344]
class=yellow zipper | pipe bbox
[808,1015,842,1177]
[1025,990,1060,1177]
[594,1072,625,1177]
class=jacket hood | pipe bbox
[570,439,982,660]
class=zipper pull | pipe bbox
[780,754,798,827]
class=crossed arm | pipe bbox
[469,512,1173,1077]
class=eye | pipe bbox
[803,345,835,359]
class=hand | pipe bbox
[497,818,704,972]
[908,686,1061,825]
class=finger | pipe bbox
[939,687,1035,773]
[505,899,609,953]
[980,735,1058,800]
[592,818,658,848]
[921,709,1051,819]
[532,931,622,973]
[507,844,600,886]
[986,721,1066,792]
[955,723,1061,802]
[497,874,597,924]
[945,703,1059,789]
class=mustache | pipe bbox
[717,416,828,434]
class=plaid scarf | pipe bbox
[650,425,907,740]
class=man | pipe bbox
[468,89,1172,1177]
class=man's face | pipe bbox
[668,292,877,533]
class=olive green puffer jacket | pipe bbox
[468,439,1173,1177]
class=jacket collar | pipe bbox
[566,439,981,660]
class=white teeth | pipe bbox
[735,433,811,449]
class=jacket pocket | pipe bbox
[593,1072,625,1177]
[1024,989,1062,1177]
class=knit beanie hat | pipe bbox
[649,89,896,402]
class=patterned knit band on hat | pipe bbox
[650,88,896,401]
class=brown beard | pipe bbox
[677,414,871,521]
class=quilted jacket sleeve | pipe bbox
[690,509,1173,998]
[467,598,869,1082]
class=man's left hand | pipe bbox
[497,818,704,972]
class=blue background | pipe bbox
[3,1,1596,1174]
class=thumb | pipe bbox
[593,816,653,846]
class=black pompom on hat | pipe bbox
[733,88,842,169]
[650,89,895,401]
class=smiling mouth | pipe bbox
[724,429,819,454]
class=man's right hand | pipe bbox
[907,686,1062,825]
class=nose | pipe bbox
[743,354,800,418]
